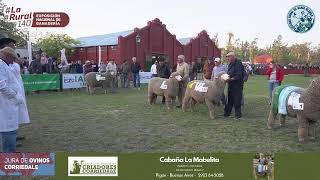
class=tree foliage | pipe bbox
[223,33,320,65]
[36,34,80,60]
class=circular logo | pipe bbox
[287,5,315,33]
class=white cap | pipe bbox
[214,58,221,62]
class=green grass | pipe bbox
[17,75,320,153]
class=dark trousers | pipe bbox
[224,84,243,118]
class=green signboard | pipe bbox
[22,74,60,91]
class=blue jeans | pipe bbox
[121,74,129,88]
[133,73,140,88]
[268,81,279,101]
[0,130,17,152]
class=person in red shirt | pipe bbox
[203,58,214,80]
[266,61,284,102]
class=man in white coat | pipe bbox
[106,60,117,89]
[0,47,25,152]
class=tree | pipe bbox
[225,32,234,53]
[0,2,28,47]
[212,33,219,47]
[289,42,311,63]
[36,34,80,60]
[271,35,290,63]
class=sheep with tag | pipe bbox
[85,70,117,94]
[182,72,230,119]
[148,72,182,109]
[267,76,320,142]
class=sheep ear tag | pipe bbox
[288,92,304,110]
[160,81,168,90]
[194,82,208,92]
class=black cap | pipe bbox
[0,34,16,47]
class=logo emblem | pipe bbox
[287,5,315,33]
[68,156,118,177]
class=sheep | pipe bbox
[182,72,230,119]
[148,72,182,109]
[267,76,320,142]
[85,70,116,94]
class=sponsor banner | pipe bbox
[140,72,153,84]
[22,74,60,91]
[0,153,55,176]
[68,156,118,176]
[62,73,86,89]
[56,152,253,180]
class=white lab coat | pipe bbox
[9,63,30,124]
[0,59,24,132]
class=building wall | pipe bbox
[73,19,221,68]
[185,30,220,62]
[118,19,184,70]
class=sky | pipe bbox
[3,0,320,48]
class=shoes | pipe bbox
[17,136,25,141]
[176,105,182,108]
[235,116,242,120]
[223,114,230,119]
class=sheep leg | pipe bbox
[86,85,89,93]
[267,110,277,129]
[205,98,215,119]
[152,94,157,104]
[166,96,172,110]
[308,121,317,140]
[279,114,286,127]
[148,90,154,105]
[190,99,196,112]
[182,96,191,112]
[297,115,308,142]
[89,86,94,94]
[171,96,176,108]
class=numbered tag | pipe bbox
[194,82,208,92]
[96,74,101,81]
[288,92,304,110]
[160,81,167,90]
[95,74,105,81]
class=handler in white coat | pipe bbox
[0,47,25,152]
[9,62,30,125]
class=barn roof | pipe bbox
[178,37,192,45]
[75,30,134,47]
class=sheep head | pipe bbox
[169,72,183,82]
[308,76,320,95]
[215,71,230,83]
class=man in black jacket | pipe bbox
[224,52,245,119]
[131,57,141,89]
[157,58,171,104]
[157,58,170,79]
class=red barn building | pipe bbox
[72,18,221,70]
